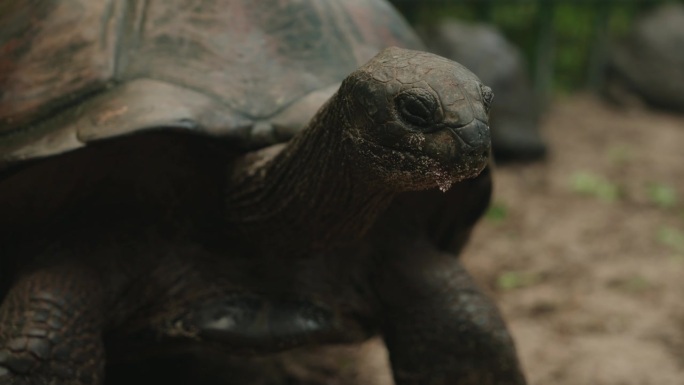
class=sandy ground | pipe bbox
[464,94,684,385]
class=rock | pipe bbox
[605,3,684,113]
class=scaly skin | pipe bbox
[378,254,526,385]
[103,170,526,385]
[0,268,104,385]
[371,182,526,385]
[1,188,526,385]
[225,48,491,255]
[0,48,525,385]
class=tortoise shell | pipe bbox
[0,0,422,166]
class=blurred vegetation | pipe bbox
[570,171,622,202]
[391,0,683,92]
[657,226,684,255]
[497,270,541,290]
[485,201,509,223]
[607,144,635,165]
[647,183,678,209]
[608,275,653,293]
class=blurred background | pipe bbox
[392,0,683,102]
[385,1,684,384]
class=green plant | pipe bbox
[497,271,540,290]
[656,226,684,254]
[485,201,509,223]
[609,275,653,293]
[607,144,635,165]
[390,0,679,92]
[570,171,622,202]
[647,183,678,209]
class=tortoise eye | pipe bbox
[481,85,494,113]
[395,88,440,129]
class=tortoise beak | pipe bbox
[442,119,491,179]
[420,118,490,183]
[449,119,491,151]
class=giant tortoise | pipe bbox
[0,1,526,384]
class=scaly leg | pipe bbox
[374,244,526,385]
[0,267,105,385]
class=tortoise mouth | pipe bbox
[366,118,490,188]
[400,118,491,175]
[442,119,491,179]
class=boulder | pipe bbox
[605,3,684,113]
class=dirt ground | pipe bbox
[463,94,684,385]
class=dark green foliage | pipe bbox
[391,0,683,91]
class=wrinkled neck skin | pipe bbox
[225,95,394,256]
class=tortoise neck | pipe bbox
[225,95,394,255]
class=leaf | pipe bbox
[609,275,652,293]
[607,145,634,165]
[486,202,509,223]
[647,183,677,209]
[570,172,621,202]
[656,227,684,254]
[497,271,539,290]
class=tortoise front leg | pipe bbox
[374,245,526,385]
[0,267,105,385]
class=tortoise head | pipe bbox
[340,47,492,191]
